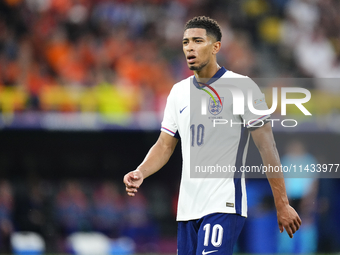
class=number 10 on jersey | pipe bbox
[190,124,205,147]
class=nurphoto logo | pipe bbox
[200,83,311,128]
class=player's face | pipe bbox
[183,28,216,71]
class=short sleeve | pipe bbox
[161,87,179,137]
[241,78,271,128]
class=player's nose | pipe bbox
[184,41,194,52]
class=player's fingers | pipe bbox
[297,216,302,225]
[127,192,135,197]
[123,175,132,186]
[289,222,297,234]
[132,174,140,180]
[278,222,284,233]
[294,219,301,231]
[125,176,139,187]
[285,226,293,238]
[126,183,139,188]
[126,187,138,193]
[124,173,139,183]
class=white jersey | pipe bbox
[161,67,270,221]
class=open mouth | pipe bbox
[187,55,196,64]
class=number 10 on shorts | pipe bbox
[203,224,224,247]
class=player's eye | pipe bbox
[183,41,188,45]
[196,39,203,43]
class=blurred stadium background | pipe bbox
[0,0,339,254]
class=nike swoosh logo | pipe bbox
[202,249,218,255]
[180,106,187,114]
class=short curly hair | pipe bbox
[184,16,222,42]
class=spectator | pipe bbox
[92,181,124,238]
[55,181,91,235]
[121,191,159,253]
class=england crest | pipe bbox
[208,97,224,115]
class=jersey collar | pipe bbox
[193,66,227,89]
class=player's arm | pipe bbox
[250,122,302,238]
[123,131,178,196]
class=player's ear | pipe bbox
[212,41,221,55]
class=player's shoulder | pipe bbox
[223,70,249,79]
[224,70,261,89]
[175,75,193,87]
[170,75,193,93]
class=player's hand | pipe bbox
[123,170,143,196]
[277,204,302,238]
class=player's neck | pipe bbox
[194,63,221,84]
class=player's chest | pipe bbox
[176,88,235,122]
